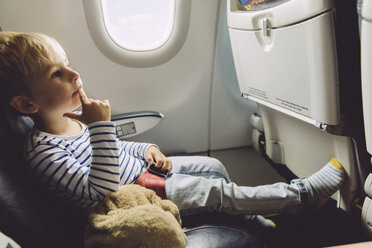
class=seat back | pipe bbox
[227,0,365,211]
[358,0,372,238]
[0,112,87,247]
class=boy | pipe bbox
[1,32,346,216]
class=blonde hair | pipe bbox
[0,32,65,106]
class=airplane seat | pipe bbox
[228,0,365,214]
[0,114,266,247]
[359,0,372,238]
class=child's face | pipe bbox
[30,45,83,115]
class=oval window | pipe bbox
[101,0,176,51]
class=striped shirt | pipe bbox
[24,121,154,209]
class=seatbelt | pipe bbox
[135,164,168,199]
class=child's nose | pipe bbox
[68,68,80,83]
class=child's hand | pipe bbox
[64,89,111,124]
[145,146,173,172]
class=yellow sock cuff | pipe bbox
[268,219,277,228]
[329,158,344,171]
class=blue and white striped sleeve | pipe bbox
[25,121,154,203]
[85,121,156,193]
[119,140,156,160]
[86,121,122,195]
[25,140,112,202]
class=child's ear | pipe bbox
[9,95,39,114]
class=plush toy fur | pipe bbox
[85,184,187,248]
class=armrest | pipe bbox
[111,111,164,139]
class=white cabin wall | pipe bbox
[0,0,257,154]
[210,0,258,150]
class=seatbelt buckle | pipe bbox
[147,163,169,178]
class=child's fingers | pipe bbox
[155,157,172,171]
[163,160,172,172]
[167,160,173,172]
[155,158,164,168]
[79,88,89,104]
[146,155,154,165]
[160,160,168,171]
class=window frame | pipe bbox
[83,0,191,67]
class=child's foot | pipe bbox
[302,158,346,207]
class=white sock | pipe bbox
[303,158,346,207]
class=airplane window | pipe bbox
[101,0,175,51]
[83,0,190,67]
